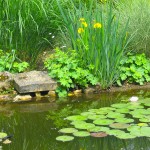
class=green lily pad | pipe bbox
[59,128,78,134]
[106,129,125,136]
[99,107,116,111]
[88,126,103,132]
[144,102,150,107]
[107,112,125,119]
[127,125,140,132]
[73,131,90,137]
[115,118,134,124]
[138,123,148,127]
[109,123,130,129]
[90,132,108,137]
[115,108,130,114]
[74,123,95,130]
[65,115,87,121]
[88,109,100,113]
[111,103,129,108]
[127,104,144,110]
[56,135,74,142]
[70,121,86,125]
[0,132,7,139]
[139,118,150,122]
[116,133,136,139]
[81,112,95,117]
[93,119,114,125]
[88,114,106,120]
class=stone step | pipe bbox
[13,71,57,93]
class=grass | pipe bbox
[116,0,150,57]
[0,0,64,65]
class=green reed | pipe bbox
[57,0,130,88]
[0,0,63,64]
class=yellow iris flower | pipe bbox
[78,28,84,34]
[93,23,102,29]
[82,22,88,27]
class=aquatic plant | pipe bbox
[56,97,150,142]
[57,0,130,89]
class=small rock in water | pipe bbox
[129,96,138,102]
[13,95,32,102]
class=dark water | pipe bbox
[0,89,150,150]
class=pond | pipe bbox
[0,89,150,150]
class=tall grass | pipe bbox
[117,0,150,57]
[57,0,129,88]
[0,0,63,64]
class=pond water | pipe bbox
[0,89,150,150]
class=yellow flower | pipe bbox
[78,28,84,34]
[93,23,102,29]
[79,18,85,22]
[82,21,88,27]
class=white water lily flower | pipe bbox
[129,96,138,102]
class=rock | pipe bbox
[0,81,11,91]
[13,95,32,102]
[0,95,11,101]
[73,89,82,96]
[13,71,57,93]
[84,87,95,94]
[48,90,56,97]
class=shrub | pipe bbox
[117,53,150,86]
[44,48,98,97]
[0,49,29,73]
[57,0,129,88]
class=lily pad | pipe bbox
[127,104,144,110]
[70,121,86,125]
[93,119,114,125]
[56,135,74,142]
[73,131,90,137]
[0,132,7,139]
[59,128,78,134]
[88,114,106,120]
[88,126,103,132]
[65,115,87,121]
[74,123,95,130]
[116,133,136,139]
[90,132,108,137]
[115,118,134,124]
[81,112,95,117]
[115,108,130,114]
[109,123,130,129]
[99,107,116,111]
[139,118,150,123]
[107,112,125,119]
[111,103,129,108]
[106,129,125,136]
[138,123,148,127]
[144,102,150,107]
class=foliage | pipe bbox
[116,0,150,57]
[44,48,98,97]
[57,0,130,89]
[117,53,150,86]
[0,49,29,73]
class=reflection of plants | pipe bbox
[57,1,129,88]
[117,53,150,86]
[44,48,98,97]
[0,50,29,73]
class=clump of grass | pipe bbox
[57,0,130,88]
[117,0,150,57]
[0,0,64,65]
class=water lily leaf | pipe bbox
[107,112,125,119]
[115,118,134,124]
[93,119,114,125]
[115,108,130,114]
[59,128,78,134]
[106,129,125,136]
[90,132,108,137]
[65,115,87,121]
[0,132,7,139]
[56,135,74,142]
[116,133,136,139]
[70,121,86,125]
[81,112,95,117]
[139,118,150,122]
[74,123,95,130]
[138,123,148,127]
[111,103,129,108]
[109,123,130,129]
[73,131,90,137]
[88,126,103,132]
[88,114,106,120]
[88,109,100,113]
[127,125,140,132]
[99,107,116,111]
[144,102,150,107]
[127,104,144,110]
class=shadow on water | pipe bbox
[0,89,149,150]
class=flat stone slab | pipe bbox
[13,71,57,93]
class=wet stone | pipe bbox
[13,71,57,93]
